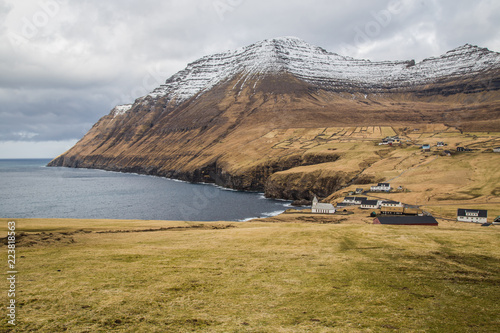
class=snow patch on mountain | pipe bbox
[112,104,133,118]
[145,37,500,104]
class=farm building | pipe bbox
[342,197,367,205]
[380,201,403,208]
[373,216,438,226]
[311,196,335,214]
[361,200,380,209]
[381,206,405,215]
[494,147,500,153]
[437,142,445,147]
[421,144,431,151]
[381,206,423,216]
[457,209,488,224]
[370,183,391,192]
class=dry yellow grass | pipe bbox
[1,218,499,332]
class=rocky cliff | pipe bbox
[48,37,500,200]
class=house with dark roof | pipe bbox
[457,209,488,224]
[380,200,403,208]
[373,216,438,226]
[342,197,367,205]
[370,183,391,192]
[360,200,380,209]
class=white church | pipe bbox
[311,196,336,214]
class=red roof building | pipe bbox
[373,216,438,226]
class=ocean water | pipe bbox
[0,159,291,221]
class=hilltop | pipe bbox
[48,37,500,204]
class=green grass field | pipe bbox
[1,218,499,332]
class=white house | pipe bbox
[312,196,336,214]
[457,209,488,224]
[370,183,391,192]
[360,200,380,209]
[342,197,367,205]
[493,147,500,153]
[380,201,404,208]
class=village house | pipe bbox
[494,147,500,153]
[311,196,335,214]
[342,197,367,205]
[379,136,401,146]
[355,188,364,194]
[370,183,391,192]
[457,209,488,224]
[360,200,380,209]
[437,142,445,147]
[380,200,403,208]
[381,206,405,215]
[494,216,500,225]
[381,206,423,216]
[421,144,431,152]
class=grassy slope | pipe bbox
[1,218,499,332]
[257,127,500,218]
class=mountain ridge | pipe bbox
[138,37,500,107]
[49,37,500,201]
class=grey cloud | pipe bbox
[0,0,499,156]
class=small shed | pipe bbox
[373,216,438,226]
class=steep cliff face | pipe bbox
[49,37,500,200]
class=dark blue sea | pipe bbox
[0,159,291,221]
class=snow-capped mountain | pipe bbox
[142,37,499,106]
[49,37,500,196]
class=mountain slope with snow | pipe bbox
[143,37,500,107]
[49,37,500,199]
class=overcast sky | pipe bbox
[1,0,499,158]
